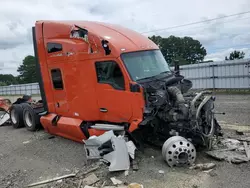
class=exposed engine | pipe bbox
[137,74,222,149]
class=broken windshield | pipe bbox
[121,50,171,81]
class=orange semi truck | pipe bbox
[7,21,222,152]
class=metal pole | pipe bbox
[212,65,215,92]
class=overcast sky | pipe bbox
[1,0,250,75]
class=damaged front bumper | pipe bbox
[83,130,136,172]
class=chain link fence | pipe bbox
[0,83,40,95]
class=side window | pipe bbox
[51,69,64,89]
[47,43,63,53]
[95,61,125,90]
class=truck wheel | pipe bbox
[9,104,25,128]
[22,104,41,131]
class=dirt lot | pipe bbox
[0,94,250,188]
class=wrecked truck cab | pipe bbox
[33,20,155,142]
[30,21,221,155]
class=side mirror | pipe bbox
[130,82,141,93]
[174,60,180,75]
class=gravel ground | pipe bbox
[0,94,250,188]
[214,94,250,126]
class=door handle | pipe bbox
[100,108,108,113]
[56,102,60,108]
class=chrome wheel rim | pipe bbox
[162,136,196,167]
[11,109,17,124]
[24,111,32,127]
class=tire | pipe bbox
[9,104,25,128]
[22,103,41,131]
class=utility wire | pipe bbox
[210,43,250,51]
[141,10,250,34]
[158,16,250,35]
[150,43,250,50]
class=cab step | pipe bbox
[90,123,125,131]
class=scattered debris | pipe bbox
[208,170,218,177]
[103,186,127,188]
[84,131,116,160]
[126,141,137,159]
[101,181,106,187]
[158,170,165,174]
[84,186,97,188]
[23,140,31,144]
[203,169,213,173]
[206,150,248,164]
[220,138,240,150]
[205,136,250,164]
[78,180,82,188]
[189,163,216,171]
[131,159,139,171]
[243,142,250,160]
[27,173,76,187]
[82,164,100,175]
[128,183,144,188]
[236,130,244,135]
[64,168,71,172]
[202,168,217,177]
[228,136,250,142]
[103,137,130,171]
[82,173,99,186]
[110,177,123,185]
[56,179,63,183]
[84,131,133,172]
[125,170,129,176]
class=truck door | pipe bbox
[45,41,69,115]
[95,60,132,123]
[50,68,69,115]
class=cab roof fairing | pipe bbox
[34,20,159,55]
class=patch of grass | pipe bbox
[213,90,250,95]
[191,89,250,95]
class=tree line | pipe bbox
[0,55,38,86]
[0,35,246,86]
